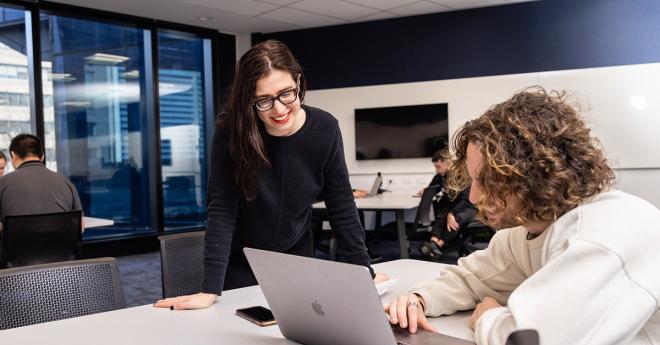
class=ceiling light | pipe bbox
[123,70,140,79]
[199,16,212,21]
[49,73,76,82]
[59,101,91,107]
[85,53,130,65]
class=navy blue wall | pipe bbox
[253,0,660,90]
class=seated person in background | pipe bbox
[419,149,479,257]
[416,149,452,196]
[385,87,660,344]
[422,186,478,257]
[0,134,83,232]
[352,188,369,198]
[0,150,7,176]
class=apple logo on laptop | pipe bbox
[312,300,325,316]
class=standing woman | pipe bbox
[155,40,386,310]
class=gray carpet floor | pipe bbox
[116,252,163,307]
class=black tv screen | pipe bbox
[355,103,448,160]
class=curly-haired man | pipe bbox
[384,87,660,344]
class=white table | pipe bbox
[313,193,420,259]
[83,217,114,228]
[0,259,473,344]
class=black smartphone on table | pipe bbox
[235,306,277,326]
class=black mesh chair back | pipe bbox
[0,257,125,330]
[2,210,82,268]
[159,231,205,298]
[506,329,540,345]
[413,185,441,226]
[458,220,496,257]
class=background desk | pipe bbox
[83,217,114,228]
[0,259,473,344]
[313,193,420,259]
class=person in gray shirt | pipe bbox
[0,134,83,232]
[0,150,7,176]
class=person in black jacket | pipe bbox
[415,149,451,196]
[418,150,478,257]
[155,40,387,311]
[429,186,477,250]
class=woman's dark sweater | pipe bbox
[202,106,372,294]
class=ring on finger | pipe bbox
[407,301,418,308]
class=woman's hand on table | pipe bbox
[153,292,218,310]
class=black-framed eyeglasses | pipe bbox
[253,88,298,111]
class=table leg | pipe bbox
[396,210,409,259]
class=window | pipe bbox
[41,13,154,239]
[0,2,224,242]
[158,30,210,230]
[0,6,29,175]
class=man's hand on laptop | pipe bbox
[153,292,217,310]
[374,272,389,283]
[384,293,437,334]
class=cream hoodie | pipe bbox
[411,190,660,345]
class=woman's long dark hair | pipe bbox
[219,40,307,201]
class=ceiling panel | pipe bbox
[430,0,509,10]
[341,0,419,11]
[289,0,379,21]
[173,0,278,16]
[259,7,347,27]
[256,0,301,5]
[355,11,399,22]
[390,1,452,16]
[47,0,539,34]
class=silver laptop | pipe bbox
[244,248,475,345]
[367,174,383,197]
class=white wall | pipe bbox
[235,34,252,63]
[306,63,660,208]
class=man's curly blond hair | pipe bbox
[446,86,615,227]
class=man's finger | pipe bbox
[418,314,437,333]
[397,296,408,328]
[407,301,419,333]
[389,300,398,324]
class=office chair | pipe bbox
[1,210,82,268]
[158,231,205,298]
[0,257,125,330]
[506,329,540,345]
[458,220,495,257]
[370,186,441,258]
[405,185,442,239]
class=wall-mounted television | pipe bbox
[355,103,448,160]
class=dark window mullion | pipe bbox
[144,27,164,233]
[25,7,44,142]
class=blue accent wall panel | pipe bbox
[252,0,660,90]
